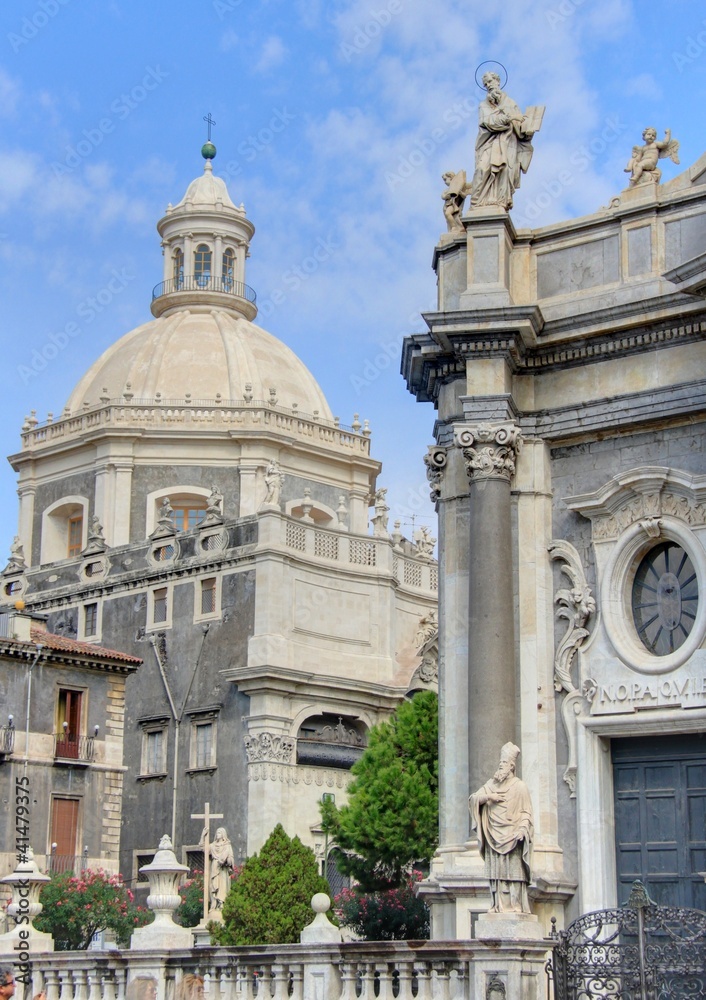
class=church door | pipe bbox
[612,734,706,911]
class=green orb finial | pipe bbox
[201,141,217,160]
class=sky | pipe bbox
[0,0,705,559]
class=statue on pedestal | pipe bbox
[469,742,533,913]
[262,460,284,508]
[199,825,234,912]
[470,71,544,211]
[441,170,471,231]
[624,127,680,186]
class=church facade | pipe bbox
[3,146,437,886]
[403,148,706,936]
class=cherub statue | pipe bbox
[625,127,680,186]
[414,525,436,559]
[441,170,471,232]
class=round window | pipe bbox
[632,541,698,655]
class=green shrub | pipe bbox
[209,824,330,945]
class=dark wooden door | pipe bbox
[613,734,706,911]
[50,797,79,857]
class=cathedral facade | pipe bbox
[403,148,706,937]
[3,147,437,885]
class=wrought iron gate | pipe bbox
[548,881,706,999]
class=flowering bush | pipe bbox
[334,871,429,941]
[34,869,152,950]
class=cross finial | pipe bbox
[203,113,216,142]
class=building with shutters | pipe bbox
[2,143,437,888]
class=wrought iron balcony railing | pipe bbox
[152,275,257,302]
[45,852,89,875]
[0,724,15,756]
[54,733,96,764]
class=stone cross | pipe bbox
[191,801,223,924]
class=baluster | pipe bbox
[88,971,102,1000]
[337,960,358,1000]
[396,962,414,1000]
[374,964,393,1000]
[359,964,375,1000]
[430,966,449,1000]
[77,969,91,1000]
[414,964,432,1000]
[288,966,303,1000]
[270,965,287,1000]
[44,971,61,1000]
[102,975,117,1000]
[218,969,232,1000]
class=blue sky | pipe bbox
[0,0,705,559]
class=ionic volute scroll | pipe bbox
[454,423,522,483]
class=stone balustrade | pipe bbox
[22,938,551,1000]
[18,401,371,457]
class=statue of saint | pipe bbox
[441,170,471,232]
[624,127,680,186]
[199,825,234,911]
[469,741,533,913]
[470,72,543,211]
[263,460,284,507]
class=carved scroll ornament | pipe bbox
[423,446,447,504]
[454,423,522,483]
[548,540,596,797]
[243,732,295,764]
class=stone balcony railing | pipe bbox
[16,401,372,458]
[22,938,551,1000]
[265,514,438,593]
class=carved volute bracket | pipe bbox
[454,423,522,483]
[549,539,597,798]
[423,446,447,506]
[548,540,596,695]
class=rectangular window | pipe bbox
[143,729,166,775]
[172,505,207,530]
[201,578,216,615]
[83,603,98,637]
[67,515,83,557]
[194,722,214,769]
[153,588,168,624]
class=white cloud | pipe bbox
[0,68,21,119]
[219,29,239,52]
[255,36,287,73]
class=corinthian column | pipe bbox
[454,422,522,796]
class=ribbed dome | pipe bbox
[172,160,238,211]
[65,308,333,418]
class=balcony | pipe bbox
[53,733,96,766]
[151,274,257,320]
[0,724,15,757]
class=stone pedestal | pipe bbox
[475,910,544,941]
[0,849,54,955]
[300,893,342,944]
[131,835,192,950]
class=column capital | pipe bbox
[423,445,448,505]
[453,422,522,483]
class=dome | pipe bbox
[171,159,238,212]
[65,308,334,419]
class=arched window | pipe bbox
[173,248,184,289]
[41,497,89,563]
[222,248,236,291]
[194,244,212,287]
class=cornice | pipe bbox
[403,308,706,403]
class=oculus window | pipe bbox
[632,541,698,656]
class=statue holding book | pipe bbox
[470,70,544,211]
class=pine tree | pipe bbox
[321,690,438,891]
[210,824,330,945]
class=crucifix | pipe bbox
[192,800,223,923]
[203,113,216,142]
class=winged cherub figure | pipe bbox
[625,127,680,186]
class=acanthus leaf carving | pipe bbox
[243,732,295,764]
[549,540,596,798]
[454,423,522,483]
